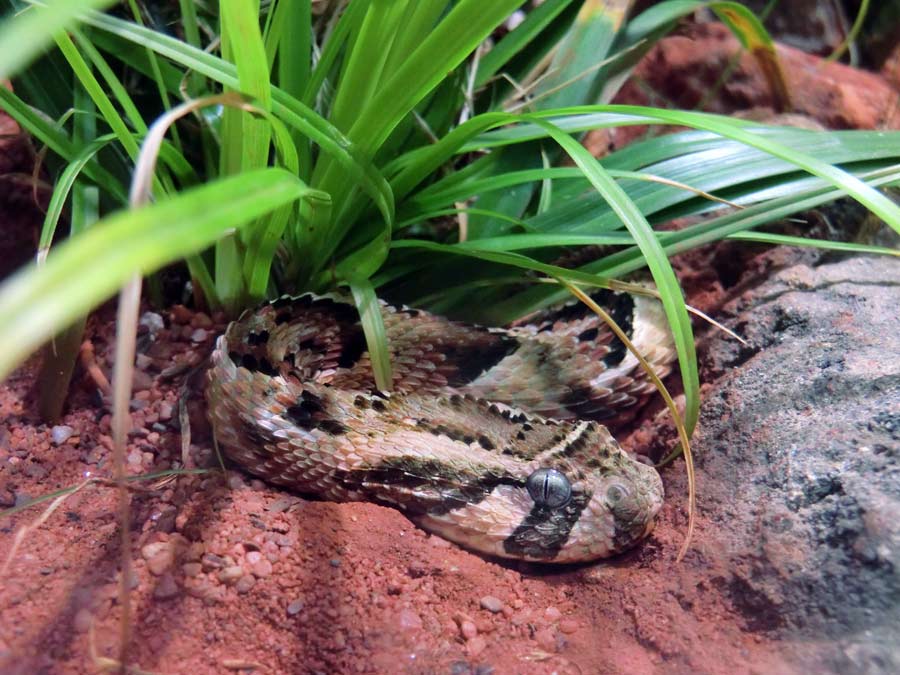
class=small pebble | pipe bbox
[147,549,174,576]
[153,573,180,600]
[286,599,305,616]
[218,566,243,585]
[398,608,423,631]
[190,328,208,343]
[466,636,487,657]
[191,312,213,329]
[158,402,174,421]
[129,398,149,411]
[141,542,169,561]
[182,562,202,578]
[170,306,192,324]
[559,619,579,634]
[249,556,273,578]
[329,558,341,568]
[73,608,93,633]
[544,606,562,621]
[140,311,165,336]
[534,627,558,652]
[50,426,74,445]
[235,575,256,594]
[24,463,48,480]
[459,620,478,640]
[510,611,531,627]
[479,596,504,613]
[132,369,154,392]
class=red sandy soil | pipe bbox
[1,18,897,675]
[0,299,789,675]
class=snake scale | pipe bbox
[206,290,675,563]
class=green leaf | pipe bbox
[0,0,117,80]
[349,280,392,391]
[523,116,699,436]
[0,168,308,380]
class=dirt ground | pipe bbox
[0,295,789,675]
[2,16,898,675]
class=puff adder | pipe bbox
[206,291,675,563]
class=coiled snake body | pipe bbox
[207,291,675,563]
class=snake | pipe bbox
[206,290,675,563]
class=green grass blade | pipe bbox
[36,76,99,422]
[343,0,523,158]
[727,231,899,257]
[525,116,699,435]
[460,106,900,232]
[221,0,272,168]
[54,30,141,159]
[123,0,183,148]
[0,0,116,80]
[534,0,632,110]
[80,11,395,233]
[486,166,900,321]
[271,0,312,176]
[391,239,615,287]
[0,168,308,380]
[302,0,368,105]
[381,0,446,77]
[328,0,410,134]
[0,85,127,201]
[474,0,576,88]
[349,280,392,391]
[38,134,115,259]
[70,28,148,134]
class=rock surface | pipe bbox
[696,255,900,673]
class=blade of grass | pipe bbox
[80,12,396,240]
[0,0,116,80]
[123,0,183,149]
[271,0,312,177]
[475,0,577,88]
[0,167,308,381]
[709,1,790,111]
[349,280,392,391]
[727,231,900,257]
[525,116,699,435]
[328,0,410,134]
[562,280,695,562]
[486,165,900,321]
[36,76,98,423]
[0,85,127,201]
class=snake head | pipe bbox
[501,424,664,563]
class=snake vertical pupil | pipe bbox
[526,468,572,508]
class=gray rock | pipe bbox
[696,256,900,673]
[139,311,165,339]
[50,425,74,445]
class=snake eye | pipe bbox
[526,468,572,508]
[606,483,630,505]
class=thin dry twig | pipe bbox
[1,477,93,576]
[609,279,748,345]
[561,280,696,563]
[80,339,112,393]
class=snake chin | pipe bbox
[547,459,663,563]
